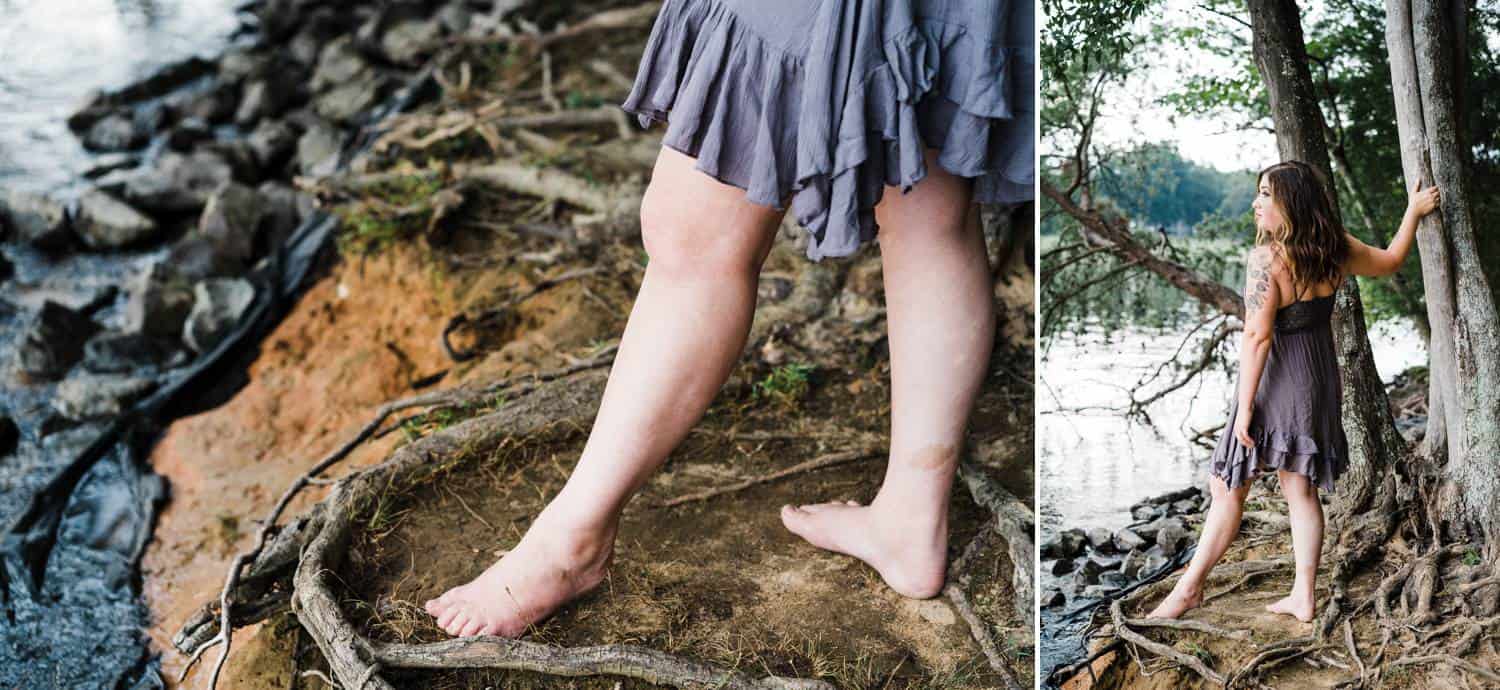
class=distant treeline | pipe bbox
[1042,143,1255,237]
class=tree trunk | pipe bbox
[1247,0,1408,518]
[1388,0,1500,553]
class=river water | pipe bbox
[1038,316,1426,544]
[0,0,242,194]
[1,2,242,686]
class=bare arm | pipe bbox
[1234,247,1280,448]
[1345,181,1440,277]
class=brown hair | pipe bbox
[1255,160,1348,297]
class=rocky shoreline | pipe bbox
[1041,486,1207,608]
[0,1,526,686]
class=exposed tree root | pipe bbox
[656,445,883,508]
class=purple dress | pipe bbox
[619,0,1034,261]
[1210,294,1350,492]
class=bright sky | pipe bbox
[1086,0,1280,173]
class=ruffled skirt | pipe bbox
[619,0,1034,261]
[1210,327,1349,492]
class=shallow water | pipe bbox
[0,0,242,195]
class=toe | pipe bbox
[445,612,471,637]
[459,618,485,638]
[436,605,462,631]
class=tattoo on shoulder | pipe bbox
[1245,251,1271,313]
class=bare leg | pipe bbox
[780,147,995,599]
[425,147,784,637]
[1147,477,1251,619]
[1265,470,1322,622]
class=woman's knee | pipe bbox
[1209,477,1250,510]
[1276,471,1318,504]
[638,154,779,275]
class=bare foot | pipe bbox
[1265,593,1315,622]
[1146,586,1203,619]
[424,513,615,638]
[779,498,947,598]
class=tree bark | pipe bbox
[1247,0,1408,518]
[1388,0,1500,553]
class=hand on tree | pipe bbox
[1407,180,1441,218]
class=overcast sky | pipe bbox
[1084,0,1281,173]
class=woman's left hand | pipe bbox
[1234,411,1255,449]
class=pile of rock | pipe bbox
[0,1,512,440]
[1040,486,1208,608]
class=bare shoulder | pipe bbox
[1246,245,1288,278]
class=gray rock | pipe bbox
[83,331,186,374]
[1156,522,1192,557]
[1086,527,1116,553]
[1050,558,1076,576]
[165,118,215,151]
[125,263,195,339]
[380,18,442,64]
[314,77,390,124]
[121,150,236,214]
[52,373,156,420]
[169,85,239,124]
[1099,571,1132,589]
[83,113,150,151]
[1170,498,1200,515]
[247,120,299,170]
[1120,548,1148,579]
[13,301,98,380]
[1114,527,1148,552]
[197,182,266,267]
[74,190,160,249]
[1142,546,1170,576]
[110,56,214,102]
[1041,588,1066,608]
[1131,504,1159,521]
[311,37,371,93]
[256,181,311,251]
[1135,515,1185,544]
[436,3,473,33]
[1041,528,1088,560]
[1,189,73,251]
[183,278,256,353]
[296,121,344,176]
[218,48,273,83]
[234,77,296,126]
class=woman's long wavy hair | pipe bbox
[1255,160,1348,296]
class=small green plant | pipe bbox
[1463,549,1482,566]
[753,362,815,407]
[1183,641,1214,665]
[564,90,605,109]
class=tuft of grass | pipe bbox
[753,362,816,409]
[1463,549,1482,566]
[1182,640,1215,666]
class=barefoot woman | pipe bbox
[1148,160,1438,622]
[423,0,1033,638]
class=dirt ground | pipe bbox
[1060,483,1500,689]
[143,185,1033,688]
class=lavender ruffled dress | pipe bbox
[1210,294,1350,492]
[619,0,1034,261]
